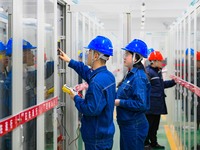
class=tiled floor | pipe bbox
[157,120,171,150]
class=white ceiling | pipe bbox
[71,0,192,36]
[0,0,193,37]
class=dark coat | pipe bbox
[146,66,176,114]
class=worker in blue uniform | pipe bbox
[145,51,176,149]
[0,41,9,150]
[115,39,151,150]
[0,41,7,118]
[144,48,154,67]
[58,35,116,150]
[5,38,37,150]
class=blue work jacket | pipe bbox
[69,59,116,144]
[0,71,7,119]
[4,70,12,116]
[146,66,176,114]
[116,67,151,124]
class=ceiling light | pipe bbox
[141,3,146,12]
[141,11,145,16]
[141,22,145,26]
[141,17,145,21]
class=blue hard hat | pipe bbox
[185,48,194,56]
[148,48,154,56]
[0,41,6,52]
[5,39,12,56]
[79,52,83,58]
[122,39,148,58]
[79,52,88,59]
[84,35,113,56]
[6,38,37,56]
[23,39,37,50]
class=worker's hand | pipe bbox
[58,48,71,63]
[68,88,78,100]
[115,99,120,106]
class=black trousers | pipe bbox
[145,114,161,146]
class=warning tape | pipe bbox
[0,97,58,137]
[170,75,200,97]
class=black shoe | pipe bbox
[151,144,165,149]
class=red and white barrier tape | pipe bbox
[0,97,58,137]
[170,75,200,97]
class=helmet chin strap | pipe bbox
[99,54,109,61]
[91,50,95,68]
[91,51,108,68]
[132,53,142,65]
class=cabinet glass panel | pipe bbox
[44,0,55,149]
[0,1,12,150]
[22,1,37,150]
[195,6,200,149]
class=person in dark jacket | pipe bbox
[145,51,176,149]
[115,39,151,150]
[58,35,116,150]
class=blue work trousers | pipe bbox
[118,118,149,150]
[84,139,113,150]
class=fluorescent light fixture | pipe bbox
[141,3,146,12]
[141,11,145,16]
[141,17,145,21]
[141,22,145,26]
